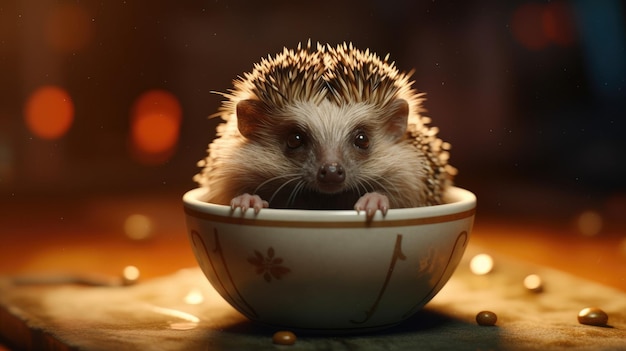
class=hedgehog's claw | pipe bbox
[231,193,269,214]
[354,192,389,220]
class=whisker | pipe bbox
[378,178,402,199]
[352,181,369,197]
[268,176,301,205]
[380,178,403,199]
[357,176,397,198]
[254,173,301,194]
[347,182,360,196]
[358,178,377,194]
[286,180,306,207]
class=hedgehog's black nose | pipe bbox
[318,162,345,184]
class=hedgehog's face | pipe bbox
[236,98,408,206]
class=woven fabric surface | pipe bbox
[1,245,624,351]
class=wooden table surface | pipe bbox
[1,189,625,349]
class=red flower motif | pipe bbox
[247,247,291,282]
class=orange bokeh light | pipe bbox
[24,85,74,140]
[132,113,180,154]
[130,89,182,164]
[542,2,576,47]
[45,3,93,53]
[511,3,550,51]
[511,1,576,51]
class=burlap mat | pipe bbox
[1,245,624,350]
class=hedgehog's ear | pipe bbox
[385,99,409,140]
[236,99,269,139]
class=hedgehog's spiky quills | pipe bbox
[218,41,424,118]
[196,42,455,208]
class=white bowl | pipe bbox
[183,187,476,333]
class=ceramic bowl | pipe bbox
[183,187,476,333]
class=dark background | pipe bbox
[1,0,625,223]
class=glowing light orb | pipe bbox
[24,86,74,140]
[184,288,205,305]
[130,89,182,164]
[122,265,140,285]
[523,274,543,292]
[470,253,494,275]
[124,214,153,241]
[511,3,549,51]
[577,210,603,236]
[45,3,93,53]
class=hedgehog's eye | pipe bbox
[354,132,370,149]
[286,132,305,149]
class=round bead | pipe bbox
[476,311,497,326]
[578,307,608,326]
[272,330,297,345]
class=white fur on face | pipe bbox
[285,100,374,158]
[281,100,427,201]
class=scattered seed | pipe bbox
[272,330,297,345]
[476,311,497,326]
[578,307,608,326]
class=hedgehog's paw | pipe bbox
[354,192,389,220]
[230,193,269,214]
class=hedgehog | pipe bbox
[194,41,456,218]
